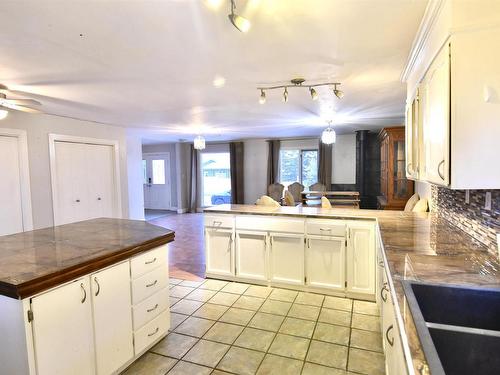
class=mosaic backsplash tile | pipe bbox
[431,185,500,254]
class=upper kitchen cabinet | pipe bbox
[402,0,500,188]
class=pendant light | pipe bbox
[194,135,206,150]
[228,0,251,33]
[321,121,336,144]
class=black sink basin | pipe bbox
[403,281,500,375]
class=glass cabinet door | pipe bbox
[393,140,407,199]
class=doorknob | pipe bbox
[97,197,101,201]
[75,199,80,203]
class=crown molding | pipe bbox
[400,0,446,82]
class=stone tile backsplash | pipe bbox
[431,186,500,254]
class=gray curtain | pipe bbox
[188,144,199,212]
[267,140,280,186]
[230,142,245,204]
[318,141,333,188]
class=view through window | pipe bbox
[279,149,318,189]
[201,152,231,206]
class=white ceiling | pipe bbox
[0,0,427,143]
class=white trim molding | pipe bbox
[0,128,33,232]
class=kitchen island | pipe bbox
[0,218,174,375]
[204,204,500,375]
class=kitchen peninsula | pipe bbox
[0,218,174,375]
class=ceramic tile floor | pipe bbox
[123,278,386,375]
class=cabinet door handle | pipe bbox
[378,259,385,268]
[380,283,389,302]
[407,162,413,174]
[146,279,158,288]
[145,257,157,265]
[94,277,100,297]
[437,160,445,180]
[385,324,394,347]
[147,327,159,337]
[213,221,222,227]
[319,227,331,232]
[80,283,87,304]
[147,303,159,313]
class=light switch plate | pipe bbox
[465,190,470,204]
[485,192,492,210]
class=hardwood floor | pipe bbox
[148,213,206,281]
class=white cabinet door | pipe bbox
[306,236,345,291]
[346,222,375,296]
[31,278,95,375]
[205,228,234,276]
[236,231,267,281]
[422,43,450,186]
[91,262,134,375]
[269,233,304,285]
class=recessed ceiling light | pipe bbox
[213,75,226,88]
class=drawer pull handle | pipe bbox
[213,221,222,226]
[148,327,159,337]
[145,257,157,265]
[147,304,159,313]
[319,228,331,231]
[94,277,100,297]
[80,283,87,304]
[380,283,389,302]
[146,279,158,288]
[437,160,445,180]
[378,260,384,268]
[386,324,394,347]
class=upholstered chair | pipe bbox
[283,190,295,206]
[321,196,332,209]
[267,183,285,202]
[255,195,281,207]
[309,182,326,192]
[288,182,304,202]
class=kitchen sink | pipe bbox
[403,281,500,375]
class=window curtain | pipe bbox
[266,140,280,186]
[188,144,199,212]
[230,142,245,204]
[318,141,332,188]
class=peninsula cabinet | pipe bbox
[269,233,305,285]
[346,222,376,297]
[205,215,234,277]
[235,230,268,281]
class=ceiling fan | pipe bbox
[0,84,42,114]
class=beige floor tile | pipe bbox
[122,352,177,375]
[260,299,292,315]
[249,312,285,332]
[169,312,188,331]
[200,279,228,291]
[211,371,232,375]
[306,340,348,369]
[288,304,321,321]
[168,360,212,375]
[219,307,256,326]
[350,329,383,352]
[185,288,217,302]
[169,297,180,307]
[234,327,275,352]
[295,292,325,307]
[313,322,350,346]
[150,332,198,358]
[323,296,353,312]
[268,333,310,360]
[302,362,348,375]
[351,313,381,332]
[217,346,265,375]
[180,279,204,288]
[170,285,196,298]
[348,347,385,375]
[269,288,298,302]
[209,292,240,306]
[174,316,215,338]
[244,285,273,298]
[221,282,249,294]
[183,339,230,368]
[193,303,229,320]
[319,308,351,327]
[256,354,303,375]
[171,299,204,315]
[203,321,244,344]
[353,300,380,316]
[233,295,265,310]
[279,317,316,338]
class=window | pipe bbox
[279,149,318,189]
[142,160,147,184]
[201,152,231,206]
[151,159,166,184]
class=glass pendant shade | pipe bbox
[194,135,206,150]
[321,126,336,144]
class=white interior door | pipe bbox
[0,136,25,236]
[143,153,171,210]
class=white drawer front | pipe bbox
[306,219,346,237]
[131,245,168,279]
[236,215,304,233]
[204,215,234,229]
[132,265,169,305]
[134,309,170,355]
[133,287,169,330]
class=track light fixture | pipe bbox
[228,0,251,33]
[257,78,343,103]
[321,121,336,144]
[194,135,206,150]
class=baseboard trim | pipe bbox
[177,208,189,214]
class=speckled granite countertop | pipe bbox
[0,218,174,299]
[205,204,500,374]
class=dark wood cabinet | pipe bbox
[377,127,414,210]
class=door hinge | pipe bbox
[345,281,348,288]
[304,276,307,284]
[345,239,348,247]
[27,309,34,323]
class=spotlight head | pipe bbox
[310,87,318,101]
[283,87,288,103]
[333,84,344,99]
[259,89,266,104]
[228,13,251,32]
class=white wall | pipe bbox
[332,134,356,184]
[243,139,268,204]
[1,111,132,229]
[127,136,145,220]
